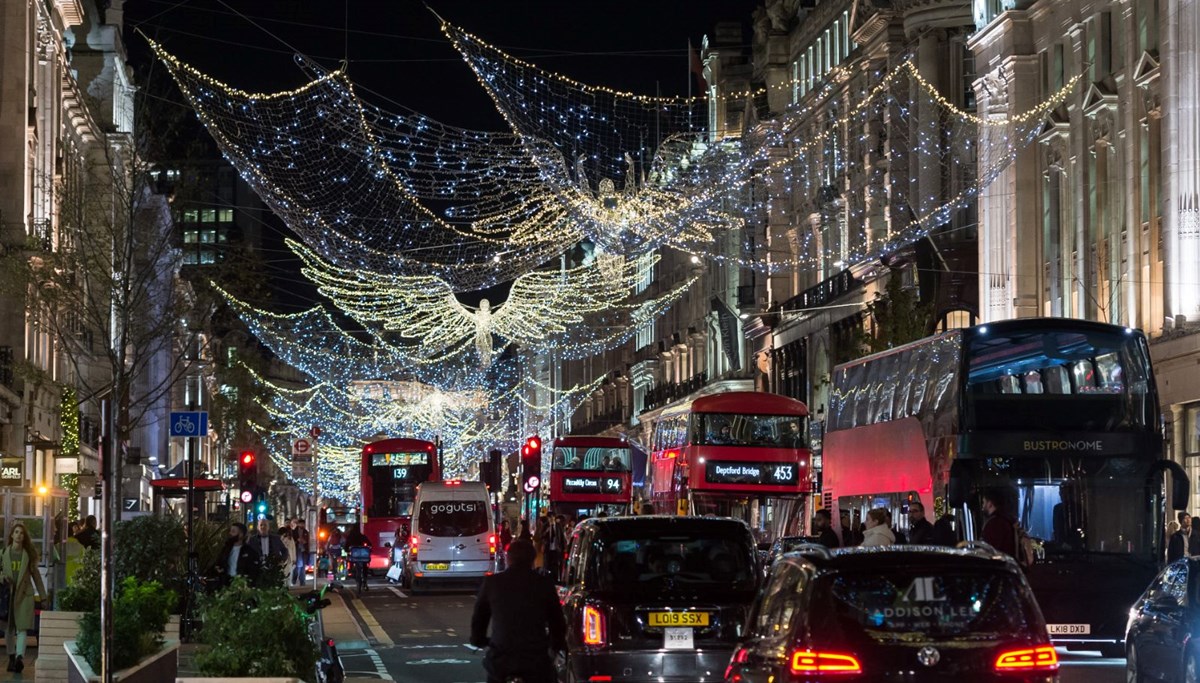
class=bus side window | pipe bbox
[999,375,1020,394]
[1071,360,1096,391]
[1043,365,1069,394]
[1023,370,1043,394]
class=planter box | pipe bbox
[65,639,179,683]
[35,611,85,683]
[36,615,179,683]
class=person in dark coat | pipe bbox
[1167,520,1189,563]
[252,518,289,571]
[980,488,1019,558]
[470,538,566,683]
[72,515,101,550]
[907,501,936,545]
[812,509,840,548]
[216,522,262,587]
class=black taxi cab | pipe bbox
[725,543,1059,682]
[557,515,760,683]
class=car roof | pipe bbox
[776,543,1022,575]
[578,515,754,537]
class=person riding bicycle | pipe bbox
[344,524,372,591]
[470,538,566,683]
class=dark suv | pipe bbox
[725,544,1059,682]
[557,516,760,683]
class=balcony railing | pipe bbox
[642,371,708,413]
[572,405,629,435]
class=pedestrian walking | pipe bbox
[216,522,262,587]
[907,501,935,545]
[279,526,298,585]
[1169,512,1191,562]
[541,515,567,578]
[293,519,311,585]
[860,508,895,547]
[470,539,566,683]
[980,487,1019,558]
[812,509,839,548]
[252,518,287,580]
[2,523,46,673]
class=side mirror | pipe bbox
[948,460,970,508]
[1147,460,1190,510]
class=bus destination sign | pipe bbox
[561,476,624,494]
[705,460,799,486]
[371,452,429,467]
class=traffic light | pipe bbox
[238,450,257,504]
[488,449,502,491]
[255,492,269,518]
[521,436,542,491]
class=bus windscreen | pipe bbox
[692,413,807,448]
[367,451,433,518]
[552,446,630,471]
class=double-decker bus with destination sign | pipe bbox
[548,436,634,517]
[360,437,441,573]
[648,391,811,534]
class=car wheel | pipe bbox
[1125,643,1144,683]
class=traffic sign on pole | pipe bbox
[169,412,208,438]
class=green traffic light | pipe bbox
[256,501,267,513]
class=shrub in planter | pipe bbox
[194,577,317,678]
[76,577,176,671]
[114,513,188,594]
[58,546,101,611]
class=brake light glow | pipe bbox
[725,647,750,681]
[790,650,862,674]
[488,534,497,555]
[582,605,605,647]
[587,677,613,682]
[994,645,1058,671]
[445,479,461,486]
[410,535,419,557]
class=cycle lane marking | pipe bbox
[350,596,395,646]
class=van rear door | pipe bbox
[416,492,492,575]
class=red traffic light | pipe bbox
[240,451,255,466]
[528,435,541,450]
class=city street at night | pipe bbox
[333,579,1128,683]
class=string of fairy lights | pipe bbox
[151,17,1082,502]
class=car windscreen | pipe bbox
[416,500,488,537]
[592,532,756,593]
[810,569,1038,643]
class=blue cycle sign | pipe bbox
[169,411,209,438]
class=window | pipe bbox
[201,209,216,223]
[183,210,198,223]
[1186,403,1200,456]
[182,230,198,244]
[218,208,234,223]
[752,562,806,641]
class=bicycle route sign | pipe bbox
[169,411,208,438]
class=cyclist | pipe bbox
[343,524,372,593]
[324,527,344,579]
[470,538,566,683]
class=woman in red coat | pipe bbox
[2,523,47,673]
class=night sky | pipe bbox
[122,0,760,308]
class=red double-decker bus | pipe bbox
[648,392,811,532]
[361,438,440,573]
[548,436,634,516]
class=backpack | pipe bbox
[1014,523,1036,569]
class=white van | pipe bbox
[405,480,496,591]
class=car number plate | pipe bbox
[424,562,450,571]
[648,611,710,627]
[663,627,694,649]
[1047,623,1091,635]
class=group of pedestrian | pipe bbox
[811,499,960,550]
[1167,511,1200,562]
[215,516,313,588]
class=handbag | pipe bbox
[386,564,403,582]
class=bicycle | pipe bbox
[348,545,371,597]
[297,584,345,683]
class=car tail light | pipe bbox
[587,677,613,682]
[790,650,862,675]
[488,534,497,555]
[725,647,750,681]
[582,605,606,647]
[410,535,419,557]
[994,645,1058,672]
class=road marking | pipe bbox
[351,597,395,646]
[389,587,408,598]
[407,658,472,665]
[340,646,394,680]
